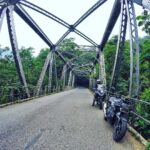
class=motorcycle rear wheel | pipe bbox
[113,119,127,142]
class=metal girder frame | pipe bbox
[100,0,121,51]
[110,0,127,89]
[54,52,58,91]
[55,0,107,46]
[1,0,107,95]
[48,51,53,93]
[94,0,121,65]
[73,71,90,77]
[36,51,53,96]
[67,51,96,64]
[92,0,121,85]
[15,3,70,64]
[61,64,67,89]
[14,4,54,95]
[98,49,107,88]
[6,6,30,97]
[14,4,70,94]
[18,0,91,66]
[0,0,140,97]
[19,0,70,28]
[125,0,140,97]
[19,0,99,46]
[0,7,6,32]
[71,75,75,87]
[14,4,53,48]
[72,64,93,70]
[68,71,73,87]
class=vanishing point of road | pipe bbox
[0,88,144,150]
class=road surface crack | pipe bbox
[24,129,44,150]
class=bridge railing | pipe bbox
[0,85,64,105]
[106,91,150,139]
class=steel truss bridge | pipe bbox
[0,0,150,125]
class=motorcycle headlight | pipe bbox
[120,103,128,112]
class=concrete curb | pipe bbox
[128,125,148,146]
[0,88,74,108]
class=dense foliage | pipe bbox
[0,38,96,103]
[102,35,150,139]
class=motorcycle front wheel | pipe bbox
[103,102,107,121]
[99,101,103,110]
[113,119,127,142]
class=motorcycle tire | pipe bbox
[103,102,107,121]
[92,98,95,106]
[113,119,127,142]
[99,101,103,110]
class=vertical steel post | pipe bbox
[35,50,52,96]
[68,70,72,87]
[72,75,75,87]
[98,48,107,88]
[6,6,30,98]
[110,0,127,90]
[48,51,53,93]
[89,76,92,89]
[61,64,67,90]
[53,52,58,92]
[125,0,140,97]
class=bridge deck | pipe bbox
[0,88,143,150]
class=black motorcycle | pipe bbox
[92,88,106,109]
[103,96,131,141]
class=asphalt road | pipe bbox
[0,88,137,150]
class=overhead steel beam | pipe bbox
[56,0,107,46]
[100,0,121,51]
[55,49,68,63]
[73,0,107,27]
[6,6,30,98]
[93,0,121,66]
[0,0,20,5]
[14,4,53,48]
[74,29,98,46]
[0,7,6,32]
[14,4,71,70]
[19,0,70,28]
[56,30,71,46]
[19,0,98,47]
[67,52,94,64]
[72,64,93,70]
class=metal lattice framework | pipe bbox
[0,0,144,98]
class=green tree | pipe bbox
[137,11,150,35]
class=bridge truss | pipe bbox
[0,0,146,98]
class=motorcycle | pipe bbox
[92,88,106,109]
[103,95,131,141]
